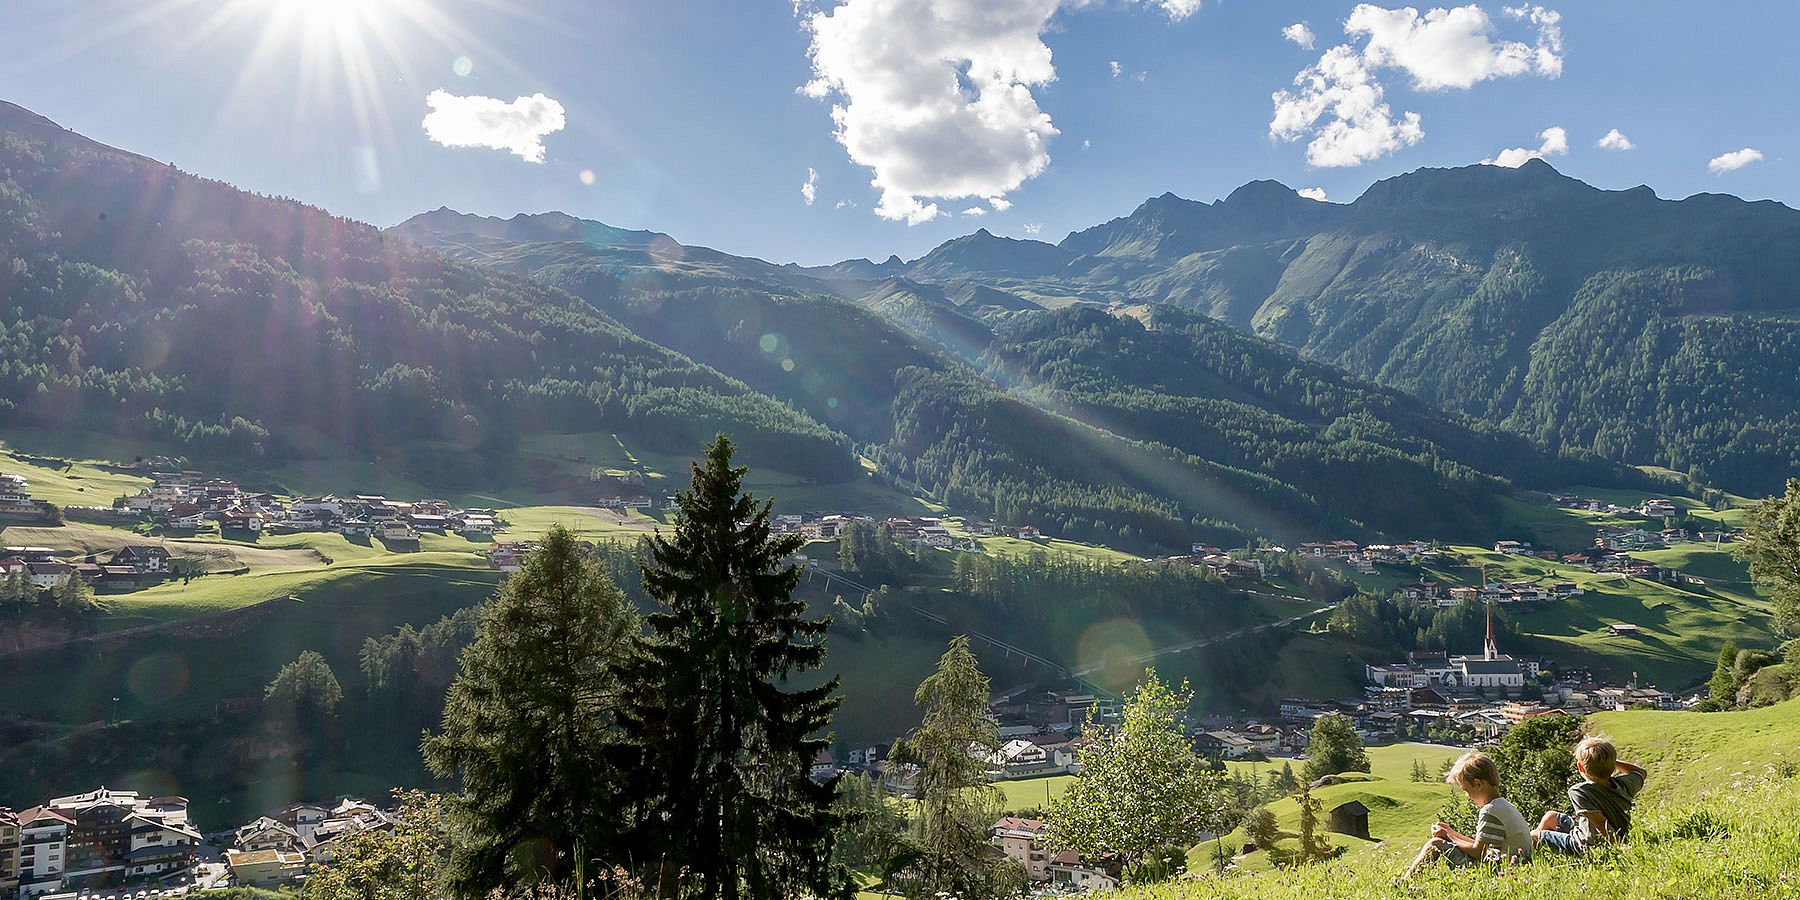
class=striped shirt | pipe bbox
[1474,797,1533,862]
[1570,770,1645,842]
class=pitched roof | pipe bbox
[19,806,76,826]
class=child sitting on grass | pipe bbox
[1534,735,1647,855]
[1404,750,1533,877]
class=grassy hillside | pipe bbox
[1149,702,1800,898]
[1187,744,1469,872]
[1587,700,1800,806]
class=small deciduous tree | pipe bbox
[1489,714,1582,819]
[1046,670,1230,865]
[302,790,446,900]
[1739,478,1800,635]
[1301,713,1369,782]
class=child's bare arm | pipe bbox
[1614,760,1647,777]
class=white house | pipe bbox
[290,497,345,517]
[1048,850,1120,891]
[17,807,72,897]
[25,561,74,590]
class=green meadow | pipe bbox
[1148,702,1800,899]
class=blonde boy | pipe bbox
[1534,735,1647,855]
[1404,751,1533,877]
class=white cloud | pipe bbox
[1109,60,1122,78]
[1082,138,1091,150]
[961,206,988,216]
[1483,125,1567,167]
[1271,4,1563,168]
[1708,147,1763,173]
[420,90,565,163]
[1147,0,1201,21]
[1022,223,1042,234]
[835,198,857,208]
[1270,45,1423,167]
[1283,22,1315,50]
[988,196,1013,212]
[802,0,1062,224]
[1297,187,1328,201]
[1596,128,1634,151]
[1354,4,1563,91]
[802,167,819,205]
[802,0,1193,225]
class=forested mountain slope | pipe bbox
[0,101,853,482]
[0,97,1650,549]
[398,206,1633,549]
[879,161,1800,495]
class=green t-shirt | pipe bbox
[1570,770,1645,841]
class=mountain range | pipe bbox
[8,97,1792,550]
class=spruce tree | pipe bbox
[620,435,847,900]
[1276,762,1300,794]
[421,524,638,896]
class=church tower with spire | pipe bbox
[1483,603,1498,661]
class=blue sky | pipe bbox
[1,0,1793,265]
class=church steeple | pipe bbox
[1484,603,1498,661]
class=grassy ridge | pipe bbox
[1144,702,1800,898]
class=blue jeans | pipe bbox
[1431,838,1479,867]
[1538,812,1585,855]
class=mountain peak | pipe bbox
[1221,179,1298,206]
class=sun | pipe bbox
[266,0,391,37]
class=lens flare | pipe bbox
[127,653,191,706]
[1075,618,1153,694]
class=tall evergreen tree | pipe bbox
[890,635,1013,899]
[265,649,343,731]
[421,525,638,897]
[620,435,847,900]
